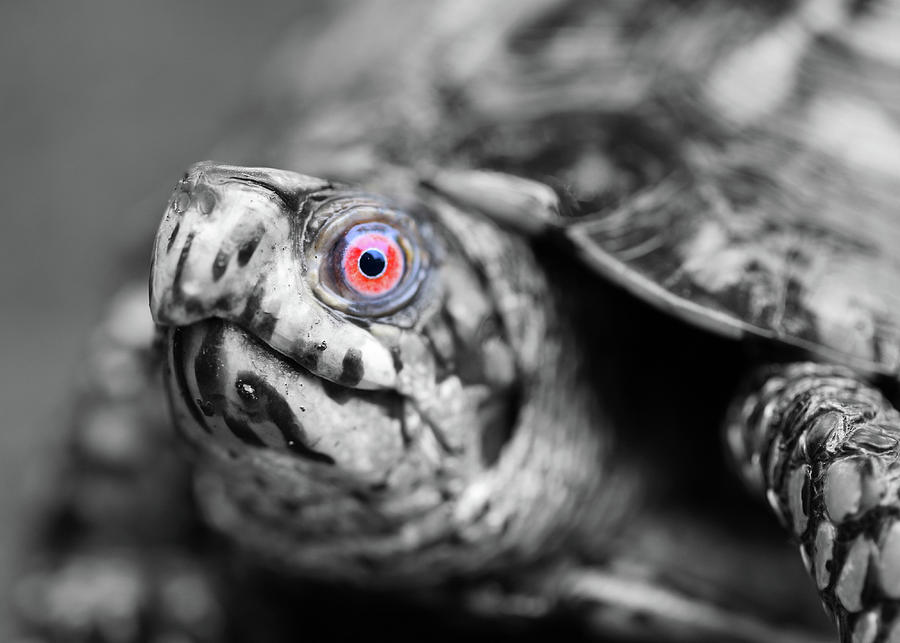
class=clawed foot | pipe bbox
[729,363,900,641]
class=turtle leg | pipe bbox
[726,362,900,642]
[12,285,224,642]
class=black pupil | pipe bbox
[358,248,387,278]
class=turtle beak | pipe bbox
[150,162,328,328]
[150,162,399,391]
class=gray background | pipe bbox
[0,0,312,630]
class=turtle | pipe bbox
[14,1,900,642]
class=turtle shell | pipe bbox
[448,1,900,377]
[565,122,900,377]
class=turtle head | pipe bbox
[151,162,431,390]
[149,162,590,585]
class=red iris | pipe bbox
[341,228,404,296]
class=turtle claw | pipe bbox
[727,363,900,641]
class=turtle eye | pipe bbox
[338,224,405,296]
[308,197,430,318]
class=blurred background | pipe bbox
[0,0,322,631]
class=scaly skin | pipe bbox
[728,364,900,642]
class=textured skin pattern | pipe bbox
[728,364,900,642]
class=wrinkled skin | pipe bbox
[15,1,900,642]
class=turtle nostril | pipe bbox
[170,181,217,218]
[172,187,191,214]
[193,184,218,215]
[236,232,263,267]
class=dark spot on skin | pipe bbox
[170,328,211,434]
[480,391,519,467]
[257,314,278,343]
[321,379,353,405]
[194,184,217,215]
[350,489,371,504]
[213,295,234,311]
[171,232,196,302]
[279,497,301,513]
[212,249,230,281]
[225,415,267,448]
[194,322,227,418]
[292,339,324,372]
[235,371,335,465]
[338,348,365,386]
[196,399,216,417]
[166,221,181,254]
[184,298,206,316]
[237,235,262,267]
[235,380,259,404]
[316,341,327,352]
[240,288,278,342]
[390,346,403,372]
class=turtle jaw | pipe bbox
[161,318,523,586]
[163,320,506,585]
[164,319,410,477]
